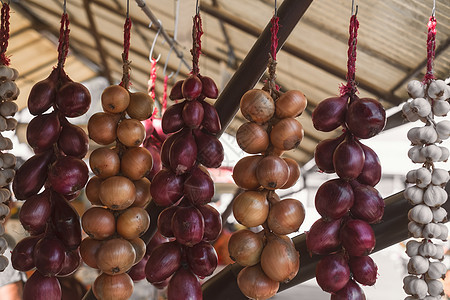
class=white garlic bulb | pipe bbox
[0,255,7,272]
[415,167,432,188]
[0,188,10,203]
[408,204,433,224]
[426,279,444,297]
[407,255,430,275]
[406,240,421,257]
[403,275,417,294]
[432,244,445,260]
[407,277,428,298]
[426,261,447,280]
[402,102,421,122]
[408,221,424,238]
[408,146,427,163]
[406,169,417,183]
[0,224,4,236]
[438,146,449,162]
[0,80,18,100]
[0,101,17,117]
[423,296,439,300]
[435,120,450,140]
[418,242,436,258]
[422,223,441,239]
[431,169,450,187]
[432,100,450,116]
[404,185,424,205]
[0,237,6,255]
[410,97,431,117]
[417,126,439,144]
[436,224,448,241]
[407,80,425,98]
[423,185,448,207]
[0,204,9,219]
[407,128,423,145]
[420,145,442,162]
[431,207,447,223]
[427,80,447,99]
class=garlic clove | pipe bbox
[407,277,428,298]
[0,101,18,117]
[426,279,444,297]
[406,169,417,183]
[410,97,431,117]
[406,240,421,257]
[10,68,18,81]
[435,120,450,141]
[431,207,447,223]
[0,188,10,203]
[431,168,450,187]
[422,223,441,239]
[432,244,445,260]
[427,80,447,99]
[407,256,430,275]
[0,203,9,218]
[5,117,17,131]
[418,241,437,258]
[426,261,447,280]
[403,275,418,295]
[423,185,448,207]
[408,221,424,238]
[436,224,448,241]
[407,128,423,145]
[408,146,426,163]
[420,145,442,163]
[0,223,4,236]
[1,153,15,169]
[432,100,450,117]
[0,80,19,100]
[438,146,449,162]
[417,126,438,144]
[407,80,425,99]
[408,204,433,224]
[415,167,432,188]
[404,185,424,205]
[0,66,14,81]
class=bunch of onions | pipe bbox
[229,81,306,298]
[145,64,223,298]
[402,78,450,299]
[82,83,154,299]
[0,62,20,269]
[11,59,91,298]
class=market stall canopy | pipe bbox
[7,0,450,167]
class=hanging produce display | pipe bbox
[228,7,305,300]
[145,6,223,299]
[402,10,450,300]
[0,2,17,272]
[82,9,154,300]
[307,6,386,299]
[11,5,90,299]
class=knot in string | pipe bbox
[270,16,279,61]
[57,13,70,70]
[120,17,132,89]
[340,14,359,97]
[0,3,10,65]
[191,14,203,75]
[423,15,436,83]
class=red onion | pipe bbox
[350,184,384,224]
[146,231,170,257]
[197,204,222,242]
[314,133,346,173]
[169,129,198,174]
[340,219,375,256]
[48,155,89,195]
[150,169,185,206]
[51,192,82,249]
[56,81,91,117]
[23,270,61,300]
[157,206,179,238]
[306,218,342,255]
[172,206,205,247]
[162,101,185,134]
[193,129,224,168]
[57,249,81,277]
[128,255,149,282]
[312,95,348,132]
[315,179,354,220]
[182,100,204,128]
[27,69,58,115]
[184,167,215,205]
[333,137,365,180]
[33,236,66,276]
[349,255,378,286]
[331,279,366,300]
[145,241,182,283]
[316,253,350,293]
[19,190,52,235]
[151,118,168,142]
[182,75,203,100]
[169,80,184,100]
[57,122,89,158]
[200,75,218,99]
[345,97,386,139]
[160,133,179,168]
[26,111,61,152]
[186,241,218,277]
[11,235,42,271]
[13,150,54,200]
[167,268,202,300]
[201,101,221,134]
[356,142,381,186]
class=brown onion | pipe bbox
[117,119,146,147]
[228,229,264,266]
[240,89,275,124]
[101,85,130,113]
[129,237,146,264]
[93,272,134,300]
[256,155,289,190]
[127,92,154,120]
[281,158,301,189]
[132,177,152,208]
[121,147,153,180]
[96,238,136,275]
[270,118,304,150]
[267,198,305,235]
[81,206,116,240]
[236,122,269,154]
[233,190,269,227]
[80,237,102,269]
[232,155,262,190]
[89,147,120,179]
[88,112,120,145]
[116,207,150,240]
[99,176,136,210]
[85,176,103,206]
[260,234,299,282]
[237,264,279,300]
[275,90,307,118]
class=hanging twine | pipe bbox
[191,14,203,75]
[57,13,70,70]
[162,75,168,112]
[0,3,10,66]
[121,17,132,89]
[270,16,279,61]
[263,16,280,94]
[339,14,359,97]
[423,15,436,83]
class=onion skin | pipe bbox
[240,89,275,124]
[117,119,146,147]
[96,238,136,275]
[348,256,378,286]
[184,167,215,205]
[33,236,66,276]
[26,111,61,152]
[116,207,150,240]
[27,69,58,115]
[200,75,219,99]
[48,156,89,195]
[357,142,381,186]
[56,81,91,117]
[193,129,224,168]
[19,190,52,235]
[316,253,350,293]
[162,102,185,134]
[237,264,279,300]
[331,279,366,300]
[13,150,54,200]
[157,206,179,238]
[270,118,304,150]
[121,147,153,180]
[99,176,136,210]
[167,268,202,300]
[169,80,184,100]
[232,155,262,190]
[314,133,346,173]
[89,147,120,179]
[233,190,269,227]
[182,74,203,100]
[197,204,222,242]
[333,137,365,180]
[186,241,218,277]
[127,92,154,120]
[312,95,348,132]
[57,249,81,277]
[58,122,89,158]
[81,206,116,240]
[172,206,205,247]
[169,129,198,174]
[315,178,354,220]
[145,241,182,283]
[23,270,61,300]
[160,133,178,168]
[93,273,134,300]
[101,85,130,113]
[228,229,264,266]
[201,101,221,134]
[88,112,120,145]
[11,235,42,271]
[306,218,342,255]
[256,155,289,190]
[280,158,301,189]
[182,100,204,128]
[267,199,305,235]
[340,219,375,256]
[150,169,185,206]
[128,255,149,282]
[275,90,307,118]
[236,122,269,154]
[51,192,82,250]
[350,183,385,224]
[131,177,152,208]
[346,97,386,139]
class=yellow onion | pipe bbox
[101,85,130,114]
[96,238,136,275]
[116,207,150,240]
[232,155,263,190]
[270,118,304,150]
[267,199,305,235]
[81,207,116,240]
[233,190,269,227]
[280,158,301,189]
[240,89,275,124]
[89,147,120,179]
[120,147,153,180]
[237,264,279,300]
[275,90,307,118]
[93,272,133,300]
[99,176,136,210]
[88,112,120,145]
[256,156,289,190]
[132,177,152,208]
[236,122,269,154]
[116,119,146,147]
[127,92,154,120]
[228,229,264,266]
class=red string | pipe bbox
[0,3,10,66]
[423,16,436,83]
[57,13,70,69]
[123,17,132,62]
[148,58,157,100]
[162,75,168,112]
[340,14,359,97]
[270,16,279,60]
[191,14,203,75]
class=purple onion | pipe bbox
[162,101,185,134]
[193,129,224,168]
[48,156,89,195]
[186,241,218,277]
[316,253,350,293]
[11,235,42,271]
[145,241,182,283]
[172,206,204,247]
[26,111,61,152]
[33,236,66,276]
[169,129,198,174]
[201,101,221,134]
[150,168,185,206]
[19,189,52,235]
[315,179,354,220]
[182,100,204,128]
[51,192,82,249]
[167,268,202,300]
[306,218,342,255]
[349,255,378,286]
[23,270,61,300]
[350,184,385,224]
[340,219,375,256]
[184,167,214,205]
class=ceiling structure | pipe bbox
[6,0,450,168]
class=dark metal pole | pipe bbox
[202,183,450,300]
